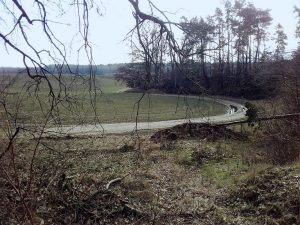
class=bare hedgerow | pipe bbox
[258,51,300,164]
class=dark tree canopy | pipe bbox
[121,0,277,99]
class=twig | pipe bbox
[0,127,20,161]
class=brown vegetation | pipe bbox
[218,167,300,225]
[151,123,247,143]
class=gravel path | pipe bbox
[45,96,247,136]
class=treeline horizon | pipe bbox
[0,63,127,76]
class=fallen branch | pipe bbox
[106,173,130,190]
[106,178,122,190]
[257,113,300,122]
[223,113,300,126]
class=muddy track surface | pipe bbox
[45,95,247,136]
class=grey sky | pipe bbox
[0,0,299,67]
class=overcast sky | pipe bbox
[0,0,299,67]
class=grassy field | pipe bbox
[95,76,128,93]
[1,74,227,125]
[1,74,127,94]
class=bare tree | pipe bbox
[128,22,168,90]
[0,1,103,224]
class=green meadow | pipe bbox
[1,75,227,125]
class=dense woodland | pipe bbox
[116,0,298,99]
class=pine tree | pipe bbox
[294,6,300,47]
[274,23,288,60]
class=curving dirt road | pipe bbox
[45,96,247,136]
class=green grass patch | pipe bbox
[174,148,195,166]
[96,76,127,93]
[1,75,227,125]
[200,158,249,187]
[169,140,256,187]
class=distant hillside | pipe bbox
[0,67,26,74]
[0,63,128,76]
[47,64,126,76]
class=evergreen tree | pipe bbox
[294,6,300,47]
[274,23,288,60]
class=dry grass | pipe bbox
[0,131,219,224]
[1,127,299,224]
